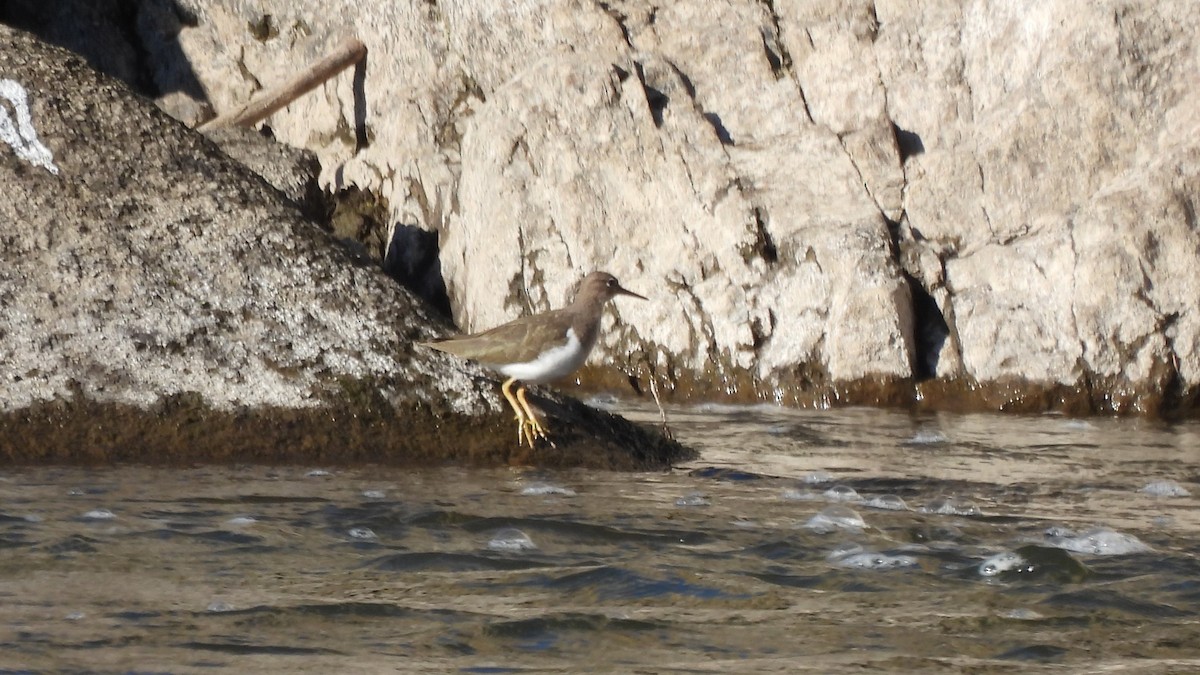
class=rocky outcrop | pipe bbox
[10,0,1200,416]
[885,1,1200,414]
[0,24,685,467]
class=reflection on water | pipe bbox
[2,403,1200,672]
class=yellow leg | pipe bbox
[515,385,551,444]
[500,378,530,446]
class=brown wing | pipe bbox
[422,309,572,366]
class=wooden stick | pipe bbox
[198,37,366,131]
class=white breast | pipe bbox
[496,328,590,384]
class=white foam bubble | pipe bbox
[488,528,536,552]
[905,429,948,445]
[82,509,116,520]
[864,494,909,511]
[823,485,861,502]
[305,469,332,477]
[65,611,86,621]
[361,490,387,499]
[675,491,710,507]
[521,482,577,496]
[1044,525,1076,538]
[1045,527,1151,556]
[920,497,981,516]
[828,544,918,570]
[348,527,377,540]
[206,601,235,613]
[803,471,835,484]
[979,551,1027,577]
[1000,608,1044,620]
[1140,480,1190,498]
[804,505,866,533]
[225,516,257,526]
[781,488,819,501]
[828,542,863,558]
[583,394,619,409]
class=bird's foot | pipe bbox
[516,413,553,448]
[515,413,527,446]
[526,415,552,446]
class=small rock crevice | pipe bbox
[757,0,794,80]
[835,131,889,218]
[905,271,950,380]
[887,211,948,380]
[632,62,669,128]
[976,160,996,237]
[751,207,778,265]
[1064,213,1089,389]
[1158,312,1191,415]
[757,0,813,123]
[595,1,633,47]
[661,60,735,146]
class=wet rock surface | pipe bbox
[0,24,687,468]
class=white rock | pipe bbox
[135,0,1200,409]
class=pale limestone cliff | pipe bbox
[16,0,1200,413]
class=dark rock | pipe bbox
[0,24,688,469]
[202,125,330,224]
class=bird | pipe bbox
[421,271,645,446]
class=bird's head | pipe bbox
[576,271,647,305]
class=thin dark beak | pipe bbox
[615,284,647,300]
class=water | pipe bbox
[2,403,1200,672]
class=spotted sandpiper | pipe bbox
[422,271,645,447]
